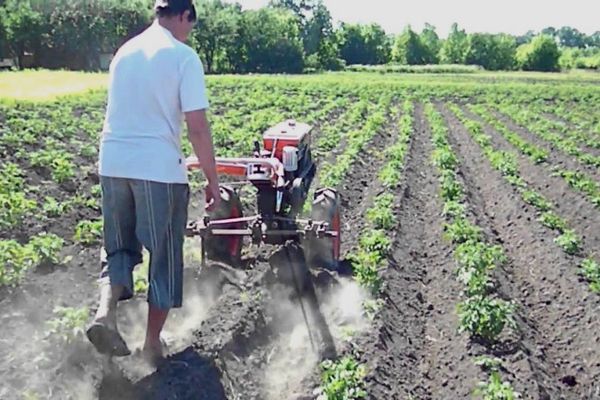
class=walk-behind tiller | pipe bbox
[185,119,341,271]
[186,120,340,357]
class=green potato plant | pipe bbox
[74,220,103,245]
[316,356,367,400]
[47,306,89,344]
[457,295,516,341]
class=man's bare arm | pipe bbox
[185,109,220,207]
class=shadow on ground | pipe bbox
[98,348,226,400]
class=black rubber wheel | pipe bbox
[204,185,244,266]
[306,188,341,270]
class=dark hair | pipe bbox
[154,0,197,22]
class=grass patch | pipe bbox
[0,69,107,101]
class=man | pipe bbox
[86,0,220,366]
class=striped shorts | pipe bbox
[99,176,189,309]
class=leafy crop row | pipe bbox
[518,103,600,150]
[467,104,548,164]
[427,103,516,341]
[552,169,600,207]
[313,99,368,157]
[542,102,600,142]
[378,101,414,189]
[0,233,64,286]
[193,85,349,159]
[316,354,367,400]
[319,95,392,188]
[0,163,36,230]
[346,100,412,295]
[426,102,518,398]
[316,100,414,399]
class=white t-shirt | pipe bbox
[99,20,209,184]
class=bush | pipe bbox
[0,0,44,68]
[465,33,516,71]
[304,53,320,71]
[516,35,561,72]
[316,40,345,71]
[345,64,482,74]
[561,48,600,70]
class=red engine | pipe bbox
[262,119,312,160]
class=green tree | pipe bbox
[516,30,535,45]
[229,7,304,73]
[439,23,468,64]
[192,0,241,73]
[337,23,389,65]
[36,0,149,70]
[1,0,150,70]
[494,34,517,70]
[541,26,557,38]
[363,23,390,64]
[302,0,332,55]
[587,31,600,48]
[1,0,44,68]
[315,38,344,70]
[419,23,440,64]
[465,33,516,70]
[517,35,561,71]
[269,0,314,23]
[557,26,586,48]
[0,6,7,59]
[270,0,341,70]
[392,26,427,65]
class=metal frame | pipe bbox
[186,214,338,266]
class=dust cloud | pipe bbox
[263,277,371,400]
[1,239,219,400]
[0,315,101,400]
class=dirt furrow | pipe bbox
[100,262,271,400]
[459,105,600,256]
[338,110,398,256]
[348,102,478,399]
[441,103,600,399]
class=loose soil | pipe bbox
[0,101,362,400]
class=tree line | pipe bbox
[0,0,598,73]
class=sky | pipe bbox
[224,0,599,37]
